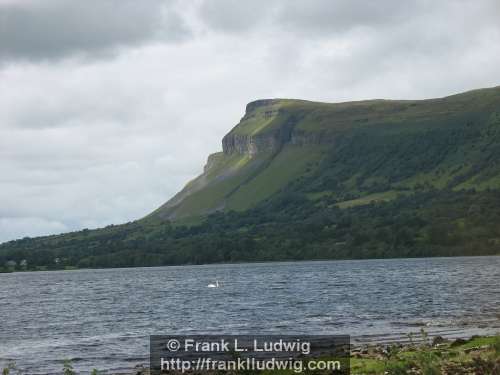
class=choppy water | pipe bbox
[1,256,499,374]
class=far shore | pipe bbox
[2,254,500,275]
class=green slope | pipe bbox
[2,85,500,270]
[226,145,327,211]
[151,85,500,221]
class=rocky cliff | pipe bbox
[149,86,500,221]
[221,99,335,156]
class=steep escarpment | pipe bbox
[151,86,500,221]
[221,99,297,155]
[151,98,335,220]
[220,99,338,155]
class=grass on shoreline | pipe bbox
[2,333,499,375]
[350,332,500,374]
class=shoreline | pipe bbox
[350,332,500,374]
[2,254,499,275]
[4,332,498,375]
[133,333,500,375]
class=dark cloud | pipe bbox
[0,0,189,62]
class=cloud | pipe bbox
[1,0,500,243]
[0,216,68,242]
[0,0,190,63]
[198,0,274,32]
[198,0,422,35]
[276,0,422,34]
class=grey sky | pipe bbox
[1,0,500,243]
[0,0,189,62]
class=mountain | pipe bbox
[151,86,500,220]
[2,86,500,271]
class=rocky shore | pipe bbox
[3,334,497,375]
[350,333,500,374]
[123,333,500,375]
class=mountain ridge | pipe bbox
[151,85,500,221]
[2,85,500,270]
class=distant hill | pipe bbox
[2,86,500,270]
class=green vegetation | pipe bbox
[1,362,17,375]
[153,85,500,221]
[2,86,500,269]
[227,145,327,211]
[3,335,499,374]
[62,360,75,375]
[2,187,500,270]
[261,333,500,374]
[335,190,404,209]
[350,333,500,374]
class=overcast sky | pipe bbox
[1,0,500,243]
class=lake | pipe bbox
[0,256,499,374]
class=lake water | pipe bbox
[1,256,499,374]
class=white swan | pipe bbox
[207,280,220,288]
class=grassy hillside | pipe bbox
[152,85,500,221]
[2,86,500,270]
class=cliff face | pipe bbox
[221,127,292,155]
[221,99,334,156]
[149,86,500,222]
[221,99,290,155]
[151,99,319,220]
